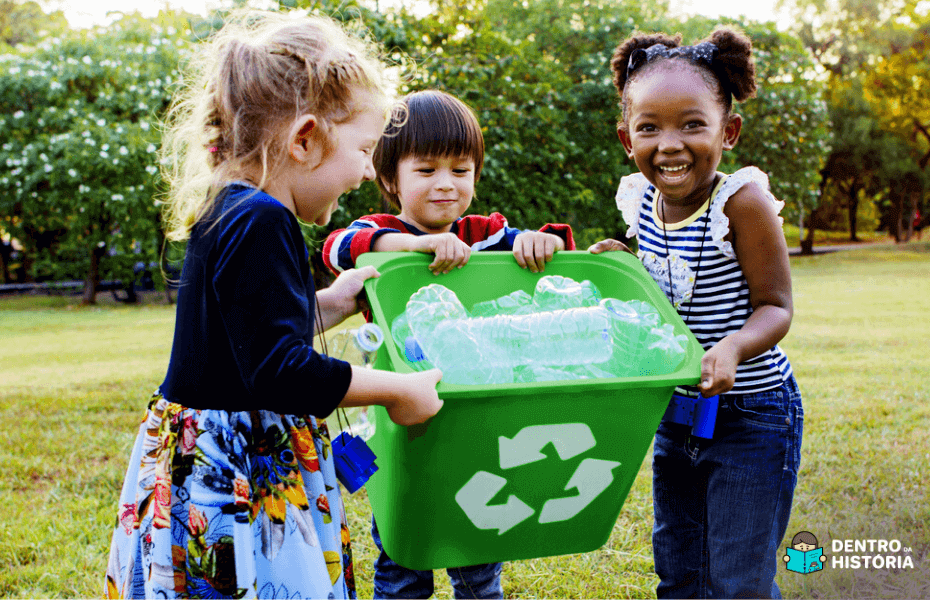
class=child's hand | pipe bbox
[414,233,472,275]
[513,232,564,273]
[388,369,445,425]
[699,339,739,397]
[587,238,636,255]
[317,266,379,330]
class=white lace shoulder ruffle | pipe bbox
[708,166,784,259]
[614,172,651,239]
[614,167,784,260]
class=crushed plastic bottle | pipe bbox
[412,305,614,380]
[639,323,689,376]
[471,289,534,317]
[404,284,469,342]
[389,310,433,371]
[598,298,655,377]
[531,275,602,312]
[392,278,686,384]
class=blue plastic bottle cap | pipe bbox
[405,337,426,362]
[356,322,384,353]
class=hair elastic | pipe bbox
[626,41,718,79]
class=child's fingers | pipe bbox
[543,235,558,262]
[353,265,380,282]
[699,355,716,396]
[699,353,735,397]
[528,240,548,273]
[429,239,469,274]
[512,238,529,270]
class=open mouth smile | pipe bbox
[657,164,691,182]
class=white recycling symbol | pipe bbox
[454,423,621,535]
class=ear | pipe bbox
[288,114,318,163]
[378,174,396,195]
[617,123,634,158]
[723,113,742,151]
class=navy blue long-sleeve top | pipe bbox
[160,184,352,417]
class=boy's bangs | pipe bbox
[391,93,484,170]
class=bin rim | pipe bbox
[357,250,703,399]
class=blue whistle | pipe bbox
[332,431,378,493]
[663,393,719,439]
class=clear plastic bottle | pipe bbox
[404,284,469,341]
[471,289,534,317]
[531,275,602,313]
[389,310,433,371]
[417,305,614,373]
[637,323,688,376]
[329,322,384,369]
[598,298,655,377]
[328,323,384,440]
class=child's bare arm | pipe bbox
[374,232,471,275]
[513,231,564,273]
[341,367,444,425]
[700,182,793,397]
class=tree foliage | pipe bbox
[781,0,930,242]
[0,13,191,300]
[4,0,904,290]
[0,0,68,51]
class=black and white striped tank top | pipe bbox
[616,167,792,395]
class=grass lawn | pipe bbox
[1,242,928,598]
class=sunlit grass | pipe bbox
[1,242,928,598]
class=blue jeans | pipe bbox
[652,375,803,599]
[371,516,503,599]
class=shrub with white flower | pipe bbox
[0,11,192,302]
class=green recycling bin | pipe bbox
[356,250,703,570]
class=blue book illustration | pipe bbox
[786,547,824,573]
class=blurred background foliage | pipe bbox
[0,0,927,300]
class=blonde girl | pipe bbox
[105,10,442,599]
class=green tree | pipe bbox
[0,0,67,51]
[782,0,930,242]
[0,13,191,301]
[325,0,667,254]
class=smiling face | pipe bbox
[391,154,476,233]
[266,94,387,226]
[619,63,741,213]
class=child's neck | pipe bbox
[656,174,720,225]
[397,212,455,234]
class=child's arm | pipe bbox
[699,182,793,397]
[322,216,404,275]
[340,367,444,426]
[373,232,471,275]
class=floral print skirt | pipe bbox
[105,393,356,599]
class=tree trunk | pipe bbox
[0,240,11,283]
[800,210,818,255]
[82,245,105,305]
[848,184,860,242]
